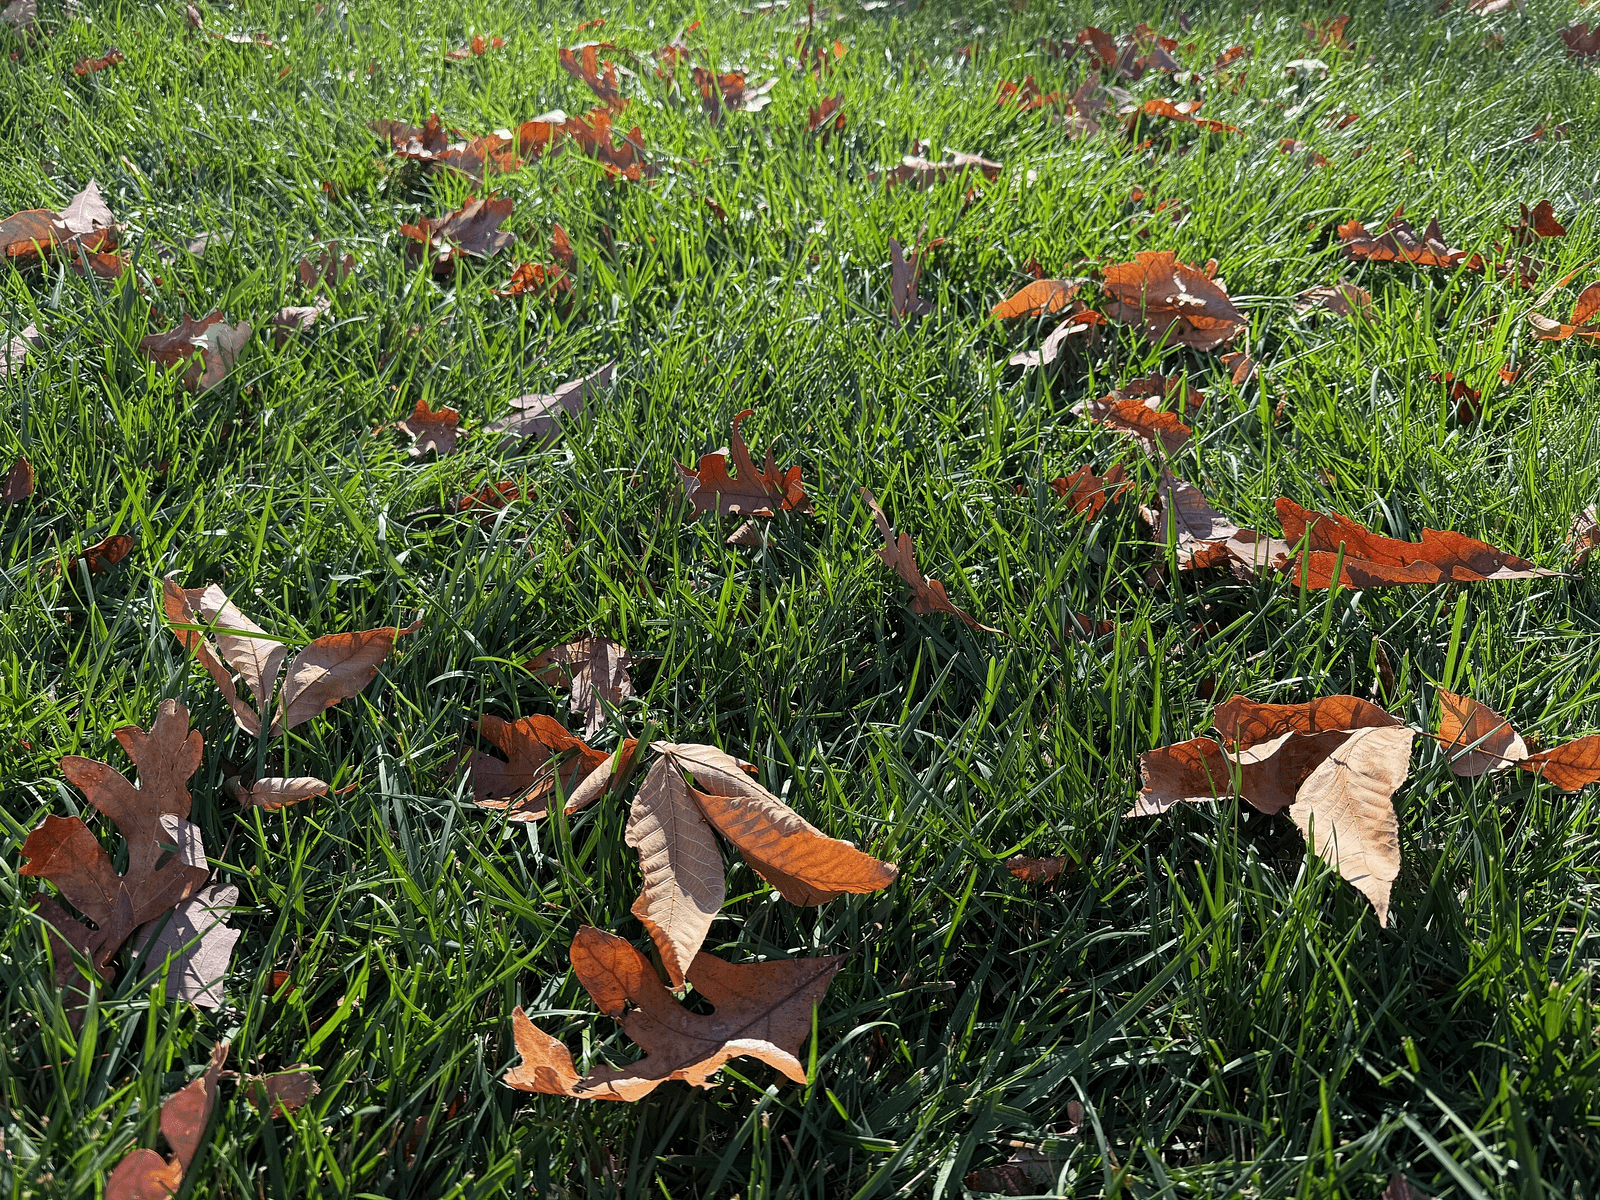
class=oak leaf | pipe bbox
[134,884,240,1009]
[139,311,251,392]
[269,298,330,345]
[106,1042,229,1200]
[1528,281,1600,344]
[163,580,416,735]
[991,279,1080,320]
[1140,471,1291,576]
[1044,464,1128,519]
[493,261,570,302]
[691,67,776,120]
[469,713,610,820]
[397,399,460,457]
[21,700,210,970]
[888,237,932,326]
[564,108,654,181]
[73,49,123,74]
[529,635,635,738]
[1101,251,1246,350]
[1077,395,1192,456]
[560,44,627,109]
[400,195,514,274]
[675,410,811,518]
[1290,725,1413,926]
[1561,23,1600,59]
[1338,214,1472,269]
[486,362,615,444]
[2,456,34,503]
[1508,199,1565,245]
[1436,690,1525,776]
[1137,97,1240,134]
[863,487,997,633]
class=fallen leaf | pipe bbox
[1,0,37,32]
[626,754,725,987]
[1338,215,1473,269]
[134,884,240,1009]
[560,44,628,109]
[529,635,634,738]
[692,67,776,120]
[1290,725,1413,926]
[1436,690,1526,776]
[879,152,1001,190]
[139,311,251,392]
[965,1145,1068,1195]
[1078,395,1192,456]
[73,49,123,74]
[400,195,514,274]
[105,1042,229,1200]
[298,242,353,287]
[1101,251,1246,351]
[1568,505,1599,565]
[675,410,811,517]
[1275,497,1561,587]
[469,714,609,819]
[996,75,1059,110]
[1130,729,1354,817]
[1560,23,1600,59]
[1521,736,1600,791]
[863,487,998,633]
[269,297,331,344]
[563,108,654,181]
[486,362,615,444]
[1005,855,1069,883]
[1304,13,1351,48]
[808,94,845,135]
[232,777,329,810]
[1006,308,1104,366]
[1382,1176,1434,1200]
[1294,281,1371,317]
[1508,199,1565,245]
[66,533,134,574]
[397,399,461,457]
[21,700,210,969]
[163,580,416,735]
[991,279,1081,320]
[445,33,505,61]
[493,261,570,301]
[1221,351,1256,385]
[1044,464,1129,519]
[1528,281,1600,344]
[244,1069,319,1116]
[887,237,932,326]
[1,456,34,503]
[0,210,62,263]
[3,322,39,377]
[57,182,117,240]
[1137,97,1240,134]
[1139,470,1292,575]
[1213,694,1399,750]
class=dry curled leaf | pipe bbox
[3,322,40,378]
[1436,690,1525,776]
[1290,725,1413,926]
[626,754,725,987]
[1130,729,1353,817]
[487,362,615,444]
[1213,694,1399,750]
[139,312,251,392]
[563,108,654,181]
[991,279,1080,320]
[21,700,210,971]
[528,636,634,738]
[397,399,461,457]
[863,487,998,633]
[73,49,124,74]
[134,884,240,1010]
[878,152,1001,190]
[1338,214,1472,269]
[1005,855,1069,883]
[1043,464,1128,519]
[106,1042,229,1200]
[232,777,329,810]
[1568,505,1599,566]
[675,410,811,518]
[1528,281,1600,344]
[1508,200,1565,245]
[692,67,776,120]
[560,44,628,109]
[400,195,514,274]
[469,714,610,820]
[1101,251,1246,351]
[1077,394,1192,457]
[808,95,845,136]
[269,297,330,345]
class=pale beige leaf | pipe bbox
[625,756,725,987]
[191,584,287,713]
[1289,725,1414,926]
[234,777,329,810]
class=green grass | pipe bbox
[3,0,1600,1194]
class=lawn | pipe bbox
[3,0,1600,1194]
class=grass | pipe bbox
[3,0,1600,1194]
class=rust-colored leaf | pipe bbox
[1290,725,1414,926]
[277,624,417,733]
[487,362,615,444]
[0,210,61,262]
[1436,690,1525,776]
[1046,464,1129,519]
[563,108,654,181]
[1005,855,1070,883]
[493,261,570,302]
[106,1042,229,1200]
[73,48,123,74]
[808,95,846,136]
[676,410,811,518]
[692,67,775,120]
[397,399,460,457]
[991,279,1080,320]
[2,456,34,503]
[1521,736,1600,791]
[1102,251,1246,351]
[528,635,634,738]
[1213,694,1400,750]
[139,311,251,392]
[22,701,210,969]
[1078,394,1193,456]
[560,44,628,109]
[1528,281,1600,344]
[1130,729,1354,817]
[863,487,998,633]
[1560,22,1600,58]
[445,34,505,61]
[244,1069,319,1116]
[1304,13,1351,48]
[1508,199,1565,245]
[469,714,609,820]
[1338,214,1472,269]
[1138,97,1240,134]
[66,533,133,575]
[400,195,514,274]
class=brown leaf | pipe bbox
[486,362,615,444]
[3,322,40,378]
[563,108,654,181]
[887,237,932,326]
[1102,251,1246,350]
[1294,281,1372,317]
[0,210,63,262]
[2,456,34,503]
[808,95,846,136]
[134,884,240,1009]
[493,261,570,302]
[567,927,844,1099]
[504,1009,585,1095]
[1561,22,1600,59]
[277,625,415,733]
[233,777,329,810]
[106,1042,229,1200]
[1508,199,1565,245]
[1520,736,1600,792]
[469,714,609,820]
[1437,690,1526,776]
[1005,854,1069,883]
[269,297,331,344]
[1078,394,1192,456]
[1338,215,1472,269]
[659,742,898,905]
[1,0,37,32]
[1290,726,1414,926]
[1382,1175,1434,1200]
[138,311,251,392]
[21,701,209,968]
[1137,97,1240,134]
[529,636,635,738]
[244,1069,319,1116]
[66,533,134,575]
[400,195,514,274]
[560,44,628,109]
[1528,281,1600,344]
[1213,694,1400,750]
[164,582,287,719]
[1045,464,1128,519]
[1275,496,1560,587]
[1304,13,1352,47]
[299,242,354,287]
[692,67,776,120]
[1130,729,1353,816]
[626,755,725,987]
[563,738,641,815]
[991,279,1080,320]
[863,487,998,633]
[878,152,1002,190]
[676,409,812,518]
[1568,505,1599,566]
[73,49,124,74]
[397,399,460,457]
[1221,351,1256,385]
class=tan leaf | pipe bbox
[2,455,34,503]
[504,1008,586,1096]
[862,488,998,633]
[3,322,40,378]
[1520,735,1600,792]
[563,738,640,815]
[1568,505,1599,566]
[657,742,898,904]
[675,410,812,518]
[1212,693,1399,749]
[470,714,609,820]
[244,1068,320,1116]
[233,777,329,810]
[276,623,415,733]
[1289,725,1414,926]
[1130,729,1353,817]
[161,581,271,735]
[568,927,843,1099]
[1294,281,1372,317]
[397,399,461,457]
[528,636,635,738]
[269,297,330,344]
[1006,309,1104,367]
[133,884,240,1009]
[879,152,1002,190]
[107,1042,229,1200]
[1436,690,1525,776]
[625,755,725,987]
[487,362,615,444]
[1528,281,1600,344]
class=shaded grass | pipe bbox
[4,0,1600,1196]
